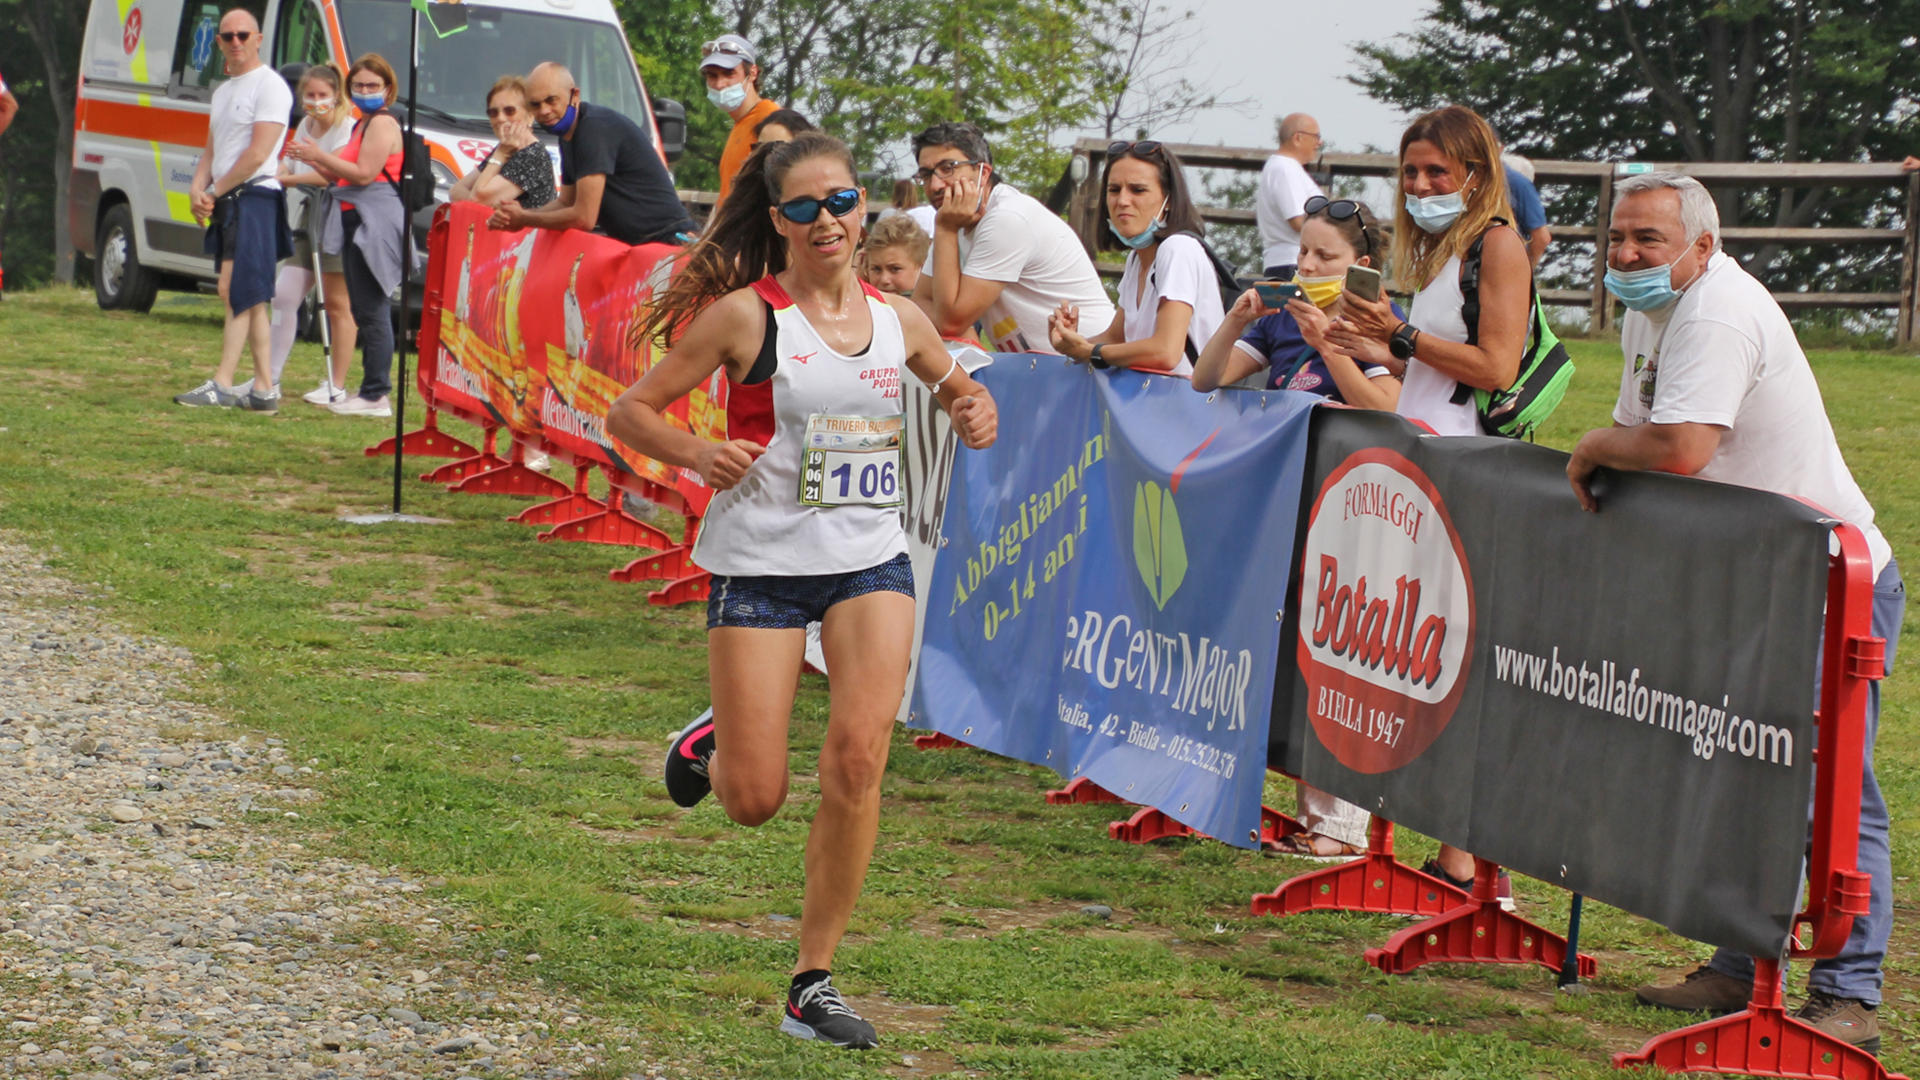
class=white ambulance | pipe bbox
[70,0,684,311]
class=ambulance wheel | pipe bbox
[95,203,160,313]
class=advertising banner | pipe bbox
[913,365,1317,847]
[1275,408,1832,957]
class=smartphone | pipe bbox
[1253,280,1302,307]
[1344,264,1383,302]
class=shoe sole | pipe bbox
[779,1015,876,1049]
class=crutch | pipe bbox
[307,192,338,400]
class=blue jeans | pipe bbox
[340,209,393,402]
[1709,558,1904,1004]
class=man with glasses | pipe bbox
[172,8,293,413]
[489,62,695,247]
[700,35,780,200]
[1256,112,1325,280]
[909,121,1112,354]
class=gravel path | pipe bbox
[0,539,671,1079]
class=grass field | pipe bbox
[1,284,1917,1079]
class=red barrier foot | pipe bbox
[1045,777,1125,805]
[421,452,506,484]
[448,461,571,499]
[1261,805,1306,850]
[1109,806,1205,844]
[648,570,712,607]
[911,732,972,750]
[511,466,599,526]
[1613,961,1905,1079]
[1361,858,1596,977]
[365,410,477,459]
[1250,818,1468,919]
[609,544,695,583]
[538,495,673,548]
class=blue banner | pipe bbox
[912,360,1317,848]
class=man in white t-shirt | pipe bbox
[173,8,293,413]
[908,121,1113,355]
[1255,113,1323,279]
[1570,172,1902,1054]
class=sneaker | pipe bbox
[173,380,242,408]
[330,395,392,418]
[1796,990,1879,1053]
[664,709,715,808]
[1634,965,1751,1014]
[781,974,877,1049]
[242,389,280,413]
[526,449,552,473]
[1417,858,1516,912]
[303,383,348,406]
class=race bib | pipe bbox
[799,413,904,508]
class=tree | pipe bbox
[0,0,85,291]
[1090,0,1247,143]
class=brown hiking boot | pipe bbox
[1634,965,1750,1013]
[1795,990,1880,1054]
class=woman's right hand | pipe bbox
[695,439,767,490]
[1047,302,1092,361]
[1286,296,1330,350]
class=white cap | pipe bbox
[700,34,757,71]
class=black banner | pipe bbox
[1272,409,1832,958]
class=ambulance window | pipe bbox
[275,1,330,70]
[170,0,268,98]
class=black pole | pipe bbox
[389,6,420,515]
[1559,893,1585,989]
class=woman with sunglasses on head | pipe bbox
[1048,140,1223,375]
[1193,196,1400,411]
[606,132,998,1052]
[449,75,555,211]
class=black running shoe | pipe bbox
[780,975,878,1049]
[664,708,716,807]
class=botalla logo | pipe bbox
[1296,447,1474,773]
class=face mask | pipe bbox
[1404,190,1465,234]
[303,98,334,117]
[538,99,578,136]
[706,82,746,112]
[1107,199,1168,250]
[350,93,386,114]
[1604,261,1695,312]
[1295,272,1345,308]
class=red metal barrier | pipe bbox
[1044,777,1124,804]
[366,410,477,461]
[1363,856,1596,978]
[911,731,971,750]
[510,463,601,527]
[1251,817,1468,919]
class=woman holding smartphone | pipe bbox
[1191,197,1401,411]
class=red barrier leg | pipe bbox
[1109,806,1204,844]
[1044,777,1124,804]
[447,438,571,499]
[421,427,507,484]
[1261,804,1306,850]
[1613,960,1905,1079]
[607,511,711,606]
[510,464,601,526]
[1360,857,1596,977]
[1251,818,1469,919]
[365,409,477,460]
[537,489,673,548]
[911,731,972,750]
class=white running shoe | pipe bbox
[330,395,392,418]
[303,383,348,406]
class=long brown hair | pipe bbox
[1391,105,1513,290]
[640,131,860,346]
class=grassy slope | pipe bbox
[0,285,1915,1079]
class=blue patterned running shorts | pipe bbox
[706,552,914,630]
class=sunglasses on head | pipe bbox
[778,187,861,224]
[702,39,751,57]
[219,30,252,42]
[1107,140,1164,158]
[1303,195,1374,257]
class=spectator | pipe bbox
[1193,196,1400,409]
[882,177,936,236]
[863,213,929,297]
[910,121,1113,352]
[171,8,293,414]
[606,132,996,1052]
[1569,172,1901,1053]
[490,63,695,247]
[752,108,813,149]
[1503,152,1551,268]
[1256,113,1325,279]
[1046,140,1222,375]
[264,62,356,406]
[287,52,409,418]
[448,75,556,212]
[702,35,780,199]
[1325,104,1529,905]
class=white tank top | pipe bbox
[691,276,911,578]
[1395,254,1480,437]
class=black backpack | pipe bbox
[1168,229,1244,360]
[354,114,436,213]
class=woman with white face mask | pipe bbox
[1046,140,1224,377]
[266,63,356,405]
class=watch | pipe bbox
[1389,322,1421,361]
[1089,343,1110,369]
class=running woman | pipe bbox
[606,132,997,1050]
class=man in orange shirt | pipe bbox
[701,34,779,199]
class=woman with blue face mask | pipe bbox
[1047,140,1224,376]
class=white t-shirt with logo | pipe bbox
[924,185,1115,355]
[210,64,292,189]
[1256,154,1322,270]
[1115,233,1221,377]
[1613,251,1890,576]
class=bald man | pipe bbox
[489,62,694,246]
[1256,112,1324,279]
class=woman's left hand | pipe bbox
[1337,290,1400,342]
[950,388,998,449]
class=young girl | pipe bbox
[271,64,356,405]
[861,212,929,297]
[606,132,997,1050]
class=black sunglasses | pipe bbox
[778,187,861,224]
[218,30,253,42]
[1303,195,1374,257]
[1107,140,1164,159]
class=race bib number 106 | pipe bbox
[799,413,904,508]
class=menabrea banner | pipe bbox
[913,364,1317,848]
[1276,408,1832,957]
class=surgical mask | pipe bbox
[303,98,335,117]
[706,82,746,112]
[538,99,578,136]
[350,93,386,114]
[1404,190,1465,234]
[1108,199,1168,250]
[1605,261,1693,312]
[1295,272,1345,308]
